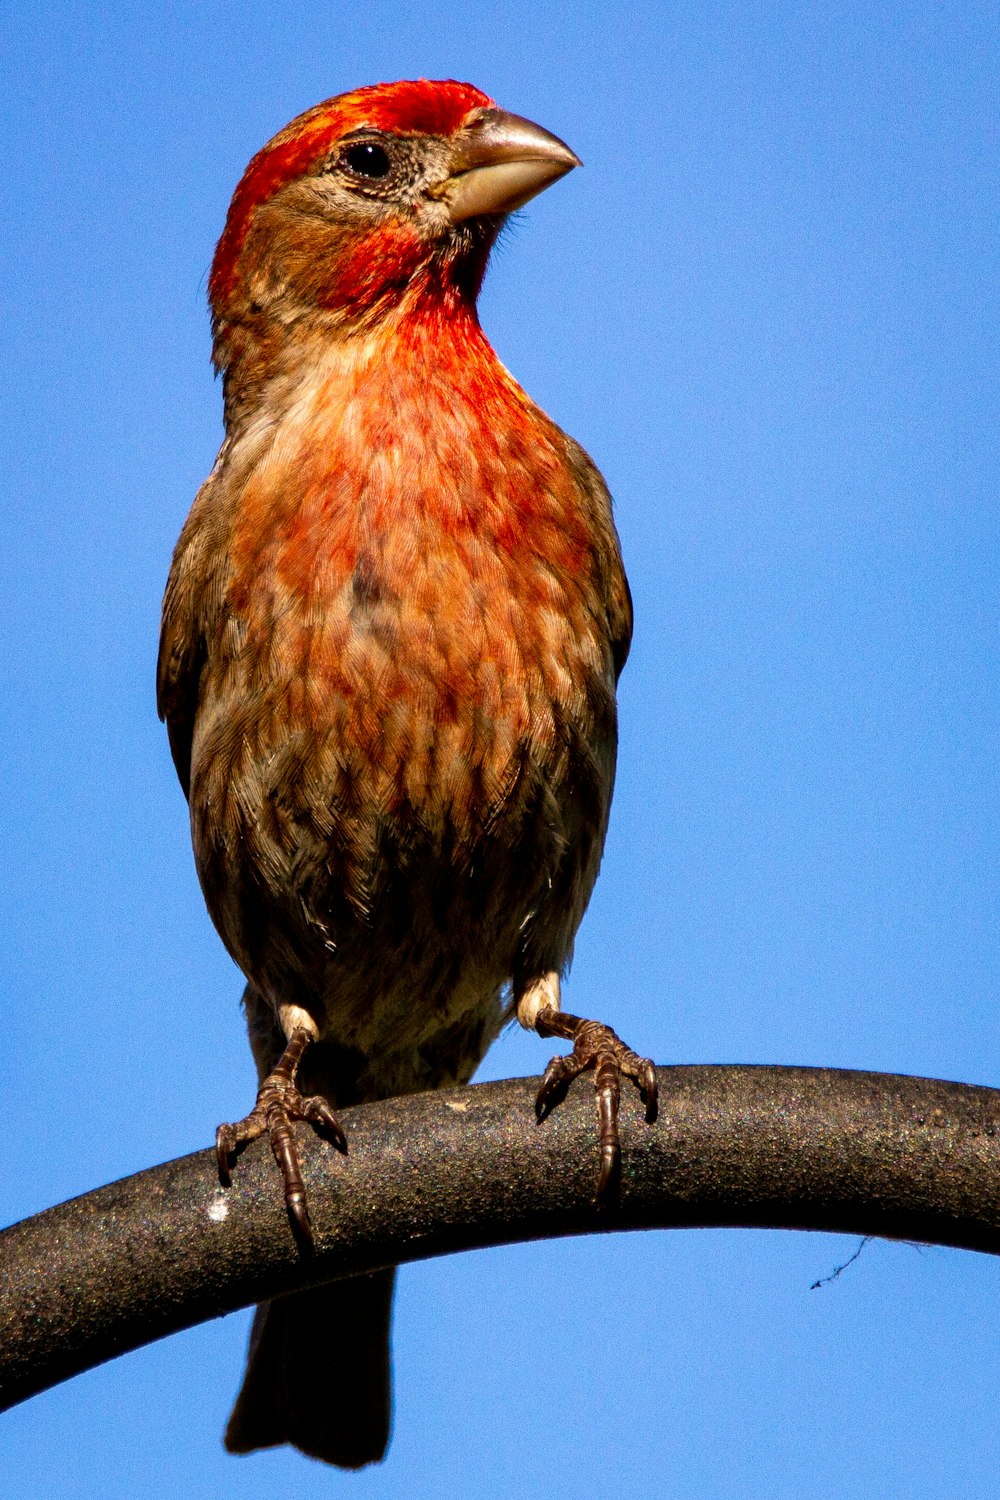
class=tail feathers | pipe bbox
[224,1268,396,1469]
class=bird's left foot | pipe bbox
[534,1008,658,1204]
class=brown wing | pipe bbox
[156,478,221,800]
[563,437,634,681]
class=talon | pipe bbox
[216,1122,237,1186]
[535,1046,588,1121]
[286,1188,314,1248]
[535,1060,561,1119]
[302,1095,348,1152]
[596,1140,620,1206]
[212,1026,344,1242]
[532,1007,656,1205]
[639,1060,659,1122]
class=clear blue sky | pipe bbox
[4,2,999,1496]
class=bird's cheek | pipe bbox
[317,222,428,315]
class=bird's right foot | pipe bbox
[215,1026,346,1245]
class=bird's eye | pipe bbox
[341,142,392,180]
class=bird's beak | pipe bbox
[443,108,581,222]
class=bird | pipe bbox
[158,77,656,1469]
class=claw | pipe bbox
[216,1120,241,1186]
[639,1059,659,1123]
[301,1094,348,1150]
[285,1184,313,1246]
[214,1026,346,1246]
[535,1047,589,1121]
[596,1140,620,1205]
[533,1007,657,1206]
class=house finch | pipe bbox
[158,77,655,1468]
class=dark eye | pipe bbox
[342,142,392,179]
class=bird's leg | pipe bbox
[518,972,658,1205]
[216,1022,346,1245]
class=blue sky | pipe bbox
[3,2,999,1495]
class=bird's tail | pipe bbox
[224,1267,396,1468]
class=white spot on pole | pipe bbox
[207,1190,230,1223]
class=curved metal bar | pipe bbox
[3,1065,1000,1411]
